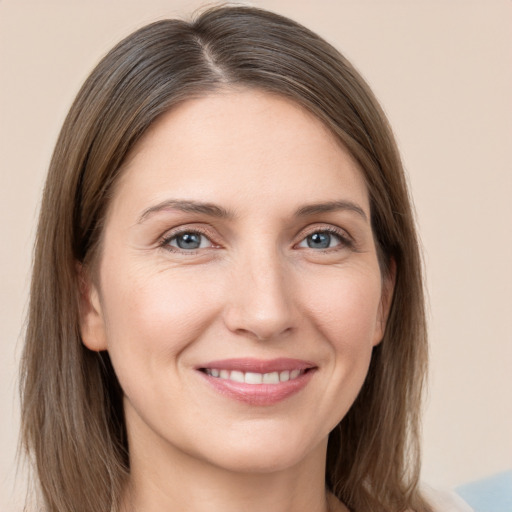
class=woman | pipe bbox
[20,5,445,512]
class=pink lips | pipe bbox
[196,358,317,406]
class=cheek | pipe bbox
[299,268,382,414]
[99,262,223,379]
[303,267,383,348]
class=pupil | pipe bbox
[308,232,330,249]
[177,232,201,249]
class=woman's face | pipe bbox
[81,89,392,474]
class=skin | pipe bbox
[80,88,393,512]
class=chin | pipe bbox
[197,427,326,475]
[209,450,310,475]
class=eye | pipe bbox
[165,231,213,251]
[297,229,347,250]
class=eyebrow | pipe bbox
[137,198,368,224]
[295,200,368,221]
[138,199,233,224]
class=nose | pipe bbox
[222,248,297,341]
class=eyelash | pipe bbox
[159,227,216,254]
[158,226,354,254]
[297,227,354,251]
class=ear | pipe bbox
[373,258,396,347]
[77,263,108,351]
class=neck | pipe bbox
[121,430,335,512]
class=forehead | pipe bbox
[111,88,369,218]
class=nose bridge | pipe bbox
[224,239,296,340]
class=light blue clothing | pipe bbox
[456,470,512,512]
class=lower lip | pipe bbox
[198,369,316,406]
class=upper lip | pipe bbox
[197,358,316,373]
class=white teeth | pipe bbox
[262,371,279,384]
[245,372,263,384]
[204,368,306,384]
[230,370,245,383]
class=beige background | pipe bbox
[1,0,511,509]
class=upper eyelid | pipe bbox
[161,224,215,239]
[296,224,353,241]
[294,226,357,253]
[159,226,217,250]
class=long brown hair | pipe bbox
[21,5,430,511]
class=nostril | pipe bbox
[237,325,294,342]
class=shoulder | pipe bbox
[327,487,474,512]
[421,485,474,512]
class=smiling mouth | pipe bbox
[196,358,317,405]
[200,368,308,384]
